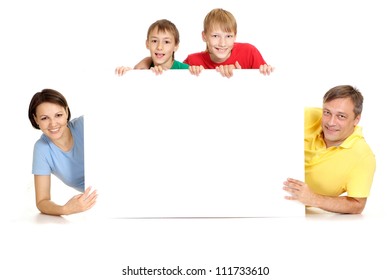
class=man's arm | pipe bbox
[283,178,367,214]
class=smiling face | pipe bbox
[202,9,237,63]
[34,102,69,142]
[146,27,178,69]
[202,27,236,63]
[321,97,361,147]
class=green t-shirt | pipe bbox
[150,60,189,69]
[171,60,189,69]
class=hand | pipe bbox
[188,65,204,76]
[63,186,98,215]
[150,65,167,75]
[215,61,241,78]
[115,66,132,76]
[259,64,274,75]
[283,178,317,206]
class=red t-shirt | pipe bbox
[183,42,267,69]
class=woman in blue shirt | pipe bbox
[28,89,97,215]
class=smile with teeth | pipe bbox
[155,53,165,58]
[48,127,60,133]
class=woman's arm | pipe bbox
[34,175,97,216]
[35,175,65,215]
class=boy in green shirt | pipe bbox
[115,19,188,76]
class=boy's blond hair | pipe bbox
[203,8,237,35]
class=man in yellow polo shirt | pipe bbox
[283,85,376,214]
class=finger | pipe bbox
[266,65,274,75]
[285,181,300,192]
[79,186,92,201]
[84,189,98,202]
[189,66,199,75]
[287,185,299,192]
[221,69,228,77]
[84,186,92,195]
[284,195,296,201]
[287,178,303,185]
[217,67,226,77]
[84,193,98,208]
[156,68,164,75]
[227,66,234,77]
[260,65,270,75]
[259,65,265,74]
[85,199,97,210]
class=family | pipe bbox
[29,8,375,216]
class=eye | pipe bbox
[337,114,347,120]
[56,113,63,118]
[40,116,47,121]
[323,110,330,116]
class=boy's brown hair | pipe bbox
[147,19,180,45]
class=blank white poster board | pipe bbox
[85,70,304,217]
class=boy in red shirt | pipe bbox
[186,8,274,78]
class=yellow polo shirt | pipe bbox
[305,107,376,197]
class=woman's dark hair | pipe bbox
[28,88,71,129]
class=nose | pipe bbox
[157,41,163,50]
[48,118,57,127]
[219,37,226,47]
[327,115,337,126]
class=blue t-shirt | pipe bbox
[32,116,84,192]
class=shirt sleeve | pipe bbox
[346,152,376,197]
[32,140,52,175]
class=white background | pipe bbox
[85,70,305,218]
[1,0,389,279]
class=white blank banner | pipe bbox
[85,70,304,217]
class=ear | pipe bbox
[174,44,179,52]
[354,114,361,126]
[202,31,206,42]
[145,39,150,50]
